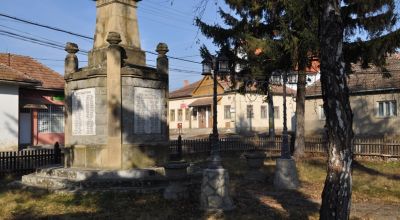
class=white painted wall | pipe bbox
[169,92,297,133]
[0,85,19,151]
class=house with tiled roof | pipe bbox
[169,75,297,135]
[0,53,65,151]
[304,54,400,137]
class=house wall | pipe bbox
[169,92,296,134]
[305,92,400,137]
[233,93,296,133]
[0,85,19,151]
[169,97,199,130]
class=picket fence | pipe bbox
[0,148,62,177]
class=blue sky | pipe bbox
[0,0,225,90]
[0,1,399,90]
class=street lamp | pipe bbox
[272,70,300,190]
[270,71,297,159]
[281,71,291,159]
[201,54,229,169]
[200,53,234,211]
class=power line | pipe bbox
[0,23,63,45]
[140,7,194,26]
[31,57,201,73]
[141,1,194,17]
[0,29,89,55]
[0,12,93,40]
[0,13,201,64]
[145,50,201,64]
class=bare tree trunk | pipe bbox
[293,71,306,159]
[319,0,354,219]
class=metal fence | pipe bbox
[1,137,398,176]
[170,136,400,158]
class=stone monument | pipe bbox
[64,0,169,169]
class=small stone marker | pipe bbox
[273,158,300,189]
[200,168,234,211]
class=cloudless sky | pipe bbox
[0,0,226,90]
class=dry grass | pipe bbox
[0,158,399,219]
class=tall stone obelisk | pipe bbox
[64,0,169,169]
[89,0,146,67]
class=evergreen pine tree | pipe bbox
[196,0,319,159]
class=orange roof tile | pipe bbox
[170,80,201,99]
[0,63,39,84]
[0,53,64,90]
[306,54,400,97]
[169,76,295,99]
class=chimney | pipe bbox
[183,80,189,87]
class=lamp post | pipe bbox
[272,71,300,189]
[270,71,297,158]
[200,53,234,211]
[201,54,229,168]
[281,71,290,159]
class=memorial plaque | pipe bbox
[134,88,163,134]
[72,88,96,135]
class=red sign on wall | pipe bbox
[180,103,188,109]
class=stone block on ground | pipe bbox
[163,161,189,200]
[200,168,234,211]
[273,158,300,189]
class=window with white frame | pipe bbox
[185,109,190,121]
[38,105,64,133]
[261,105,268,119]
[178,109,183,121]
[273,106,280,119]
[224,105,231,119]
[192,108,197,120]
[377,101,397,117]
[246,105,254,119]
[170,109,175,121]
[319,105,326,120]
[177,109,183,121]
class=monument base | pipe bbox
[244,151,266,182]
[163,161,189,200]
[245,170,266,182]
[20,166,167,193]
[66,143,169,170]
[273,158,300,189]
[200,168,234,211]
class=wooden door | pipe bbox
[19,111,32,145]
[198,107,207,128]
[207,106,212,128]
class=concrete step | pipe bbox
[21,173,168,192]
[35,166,163,181]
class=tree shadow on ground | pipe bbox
[4,157,321,220]
[304,157,400,181]
[352,160,400,180]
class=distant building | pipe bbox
[0,53,65,151]
[169,75,297,136]
[305,54,400,137]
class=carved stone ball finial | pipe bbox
[156,43,169,56]
[107,32,122,45]
[65,42,79,54]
